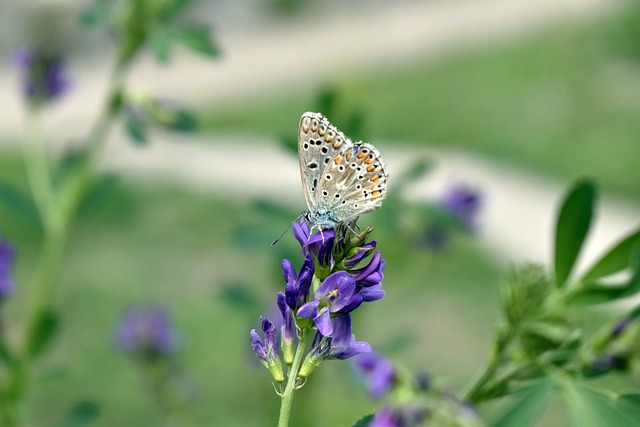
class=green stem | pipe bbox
[278,329,313,427]
[460,355,500,404]
[4,60,130,426]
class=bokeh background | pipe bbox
[1,0,639,425]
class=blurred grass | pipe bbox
[202,7,640,199]
[0,153,505,426]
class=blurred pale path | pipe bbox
[0,0,620,138]
[97,133,639,270]
[0,0,636,267]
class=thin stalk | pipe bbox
[278,330,313,427]
[5,59,130,426]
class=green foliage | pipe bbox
[0,181,40,225]
[581,228,640,282]
[554,179,597,287]
[351,414,374,427]
[562,381,639,427]
[28,309,60,359]
[56,401,100,427]
[490,378,554,427]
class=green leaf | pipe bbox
[562,381,638,427]
[217,283,258,313]
[568,254,640,306]
[160,0,194,22]
[123,109,147,145]
[351,414,374,427]
[173,25,219,58]
[149,28,172,63]
[316,86,338,119]
[77,174,119,218]
[80,0,111,28]
[395,159,432,187]
[56,401,100,427]
[0,181,40,223]
[582,228,640,282]
[491,378,554,427]
[554,179,597,287]
[28,310,59,359]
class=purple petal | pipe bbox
[281,259,296,286]
[292,219,310,247]
[297,300,320,318]
[336,338,371,360]
[250,329,267,361]
[371,407,400,427]
[313,307,332,336]
[354,251,382,283]
[315,271,356,312]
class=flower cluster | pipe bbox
[116,307,179,359]
[250,219,386,384]
[0,238,15,301]
[354,352,480,427]
[12,48,71,106]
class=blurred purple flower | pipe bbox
[371,407,401,427]
[355,352,397,399]
[250,316,284,382]
[12,47,71,105]
[440,184,482,231]
[117,307,178,357]
[0,238,15,300]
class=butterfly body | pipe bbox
[298,112,389,230]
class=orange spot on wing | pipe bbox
[371,197,379,202]
[372,190,381,197]
[364,157,373,164]
[334,155,342,165]
[370,175,380,183]
[346,151,352,161]
[366,165,375,172]
[357,152,366,159]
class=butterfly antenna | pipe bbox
[271,212,306,246]
[271,223,292,246]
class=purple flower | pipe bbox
[299,314,370,378]
[13,48,71,105]
[250,316,284,382]
[297,271,356,335]
[371,407,401,427]
[344,240,377,267]
[355,352,397,399]
[292,219,334,266]
[440,184,481,231]
[328,314,370,360]
[117,307,178,357]
[0,239,15,300]
[283,253,314,311]
[277,292,295,364]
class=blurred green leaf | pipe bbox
[218,283,259,313]
[173,25,220,58]
[563,381,638,427]
[554,179,597,287]
[379,331,415,355]
[351,414,374,427]
[56,401,100,427]
[316,86,338,119]
[395,159,432,188]
[160,0,195,22]
[0,181,40,224]
[28,309,59,359]
[568,253,640,306]
[80,0,112,28]
[252,199,296,219]
[491,378,554,427]
[77,174,119,218]
[617,389,640,407]
[581,228,640,282]
[149,28,172,63]
[279,135,297,155]
[346,110,366,141]
[123,109,147,145]
[155,108,198,132]
[0,338,13,368]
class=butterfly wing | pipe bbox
[315,142,389,222]
[298,112,354,212]
[298,111,389,225]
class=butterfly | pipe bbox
[298,112,389,230]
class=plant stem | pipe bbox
[278,330,313,427]
[5,60,129,426]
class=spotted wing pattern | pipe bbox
[298,112,389,224]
